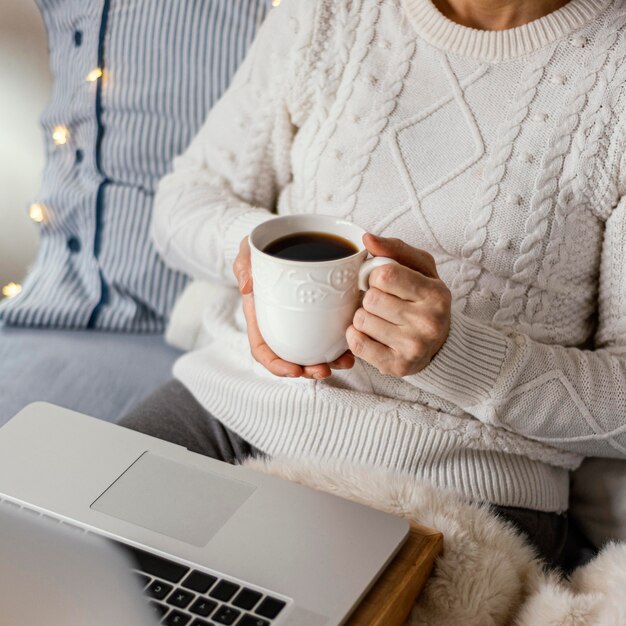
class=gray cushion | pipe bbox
[0,324,180,425]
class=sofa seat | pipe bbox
[0,324,180,426]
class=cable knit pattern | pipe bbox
[308,1,380,215]
[492,41,609,328]
[301,0,355,212]
[153,0,626,513]
[453,54,547,309]
[292,0,335,119]
[342,14,417,217]
[526,5,626,326]
[584,42,626,209]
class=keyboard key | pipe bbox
[212,605,241,625]
[232,588,262,611]
[167,588,195,608]
[182,570,217,593]
[238,616,270,626]
[123,545,190,582]
[255,597,286,620]
[148,580,174,600]
[189,598,218,617]
[149,601,169,617]
[163,609,192,625]
[190,620,212,626]
[135,571,151,588]
[209,580,240,602]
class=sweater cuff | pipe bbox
[408,312,510,408]
[223,209,275,267]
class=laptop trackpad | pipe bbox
[91,452,256,547]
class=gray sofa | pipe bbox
[0,325,180,425]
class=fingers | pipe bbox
[363,233,439,279]
[299,352,354,379]
[346,325,395,373]
[329,351,355,369]
[362,288,407,325]
[233,237,253,294]
[303,364,332,379]
[242,293,303,377]
[368,262,431,302]
[353,307,402,347]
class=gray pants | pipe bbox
[119,380,567,568]
[118,380,265,464]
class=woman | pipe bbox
[121,0,626,567]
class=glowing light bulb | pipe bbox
[86,67,103,82]
[272,0,281,6]
[52,126,69,145]
[1,282,22,299]
[29,203,46,223]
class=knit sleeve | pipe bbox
[150,0,318,284]
[408,195,626,459]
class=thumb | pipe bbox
[363,233,439,279]
[233,237,254,294]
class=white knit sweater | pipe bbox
[153,0,626,513]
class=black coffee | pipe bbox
[263,231,358,262]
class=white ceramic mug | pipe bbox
[249,215,397,366]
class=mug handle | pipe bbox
[358,257,398,291]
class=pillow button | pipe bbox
[74,30,83,47]
[67,237,81,254]
[75,149,84,164]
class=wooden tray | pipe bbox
[345,523,443,626]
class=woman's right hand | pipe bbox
[233,237,354,379]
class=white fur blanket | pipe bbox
[242,456,626,626]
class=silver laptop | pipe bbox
[0,403,409,626]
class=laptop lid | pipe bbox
[0,502,156,626]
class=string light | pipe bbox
[10,41,110,306]
[86,68,103,82]
[1,283,22,299]
[52,126,69,145]
[272,0,281,6]
[28,203,46,224]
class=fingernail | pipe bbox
[238,272,249,291]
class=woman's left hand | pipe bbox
[347,234,452,377]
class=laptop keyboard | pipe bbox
[0,500,288,626]
[121,543,287,626]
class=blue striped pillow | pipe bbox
[0,0,270,331]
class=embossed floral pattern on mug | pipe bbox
[254,253,363,311]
